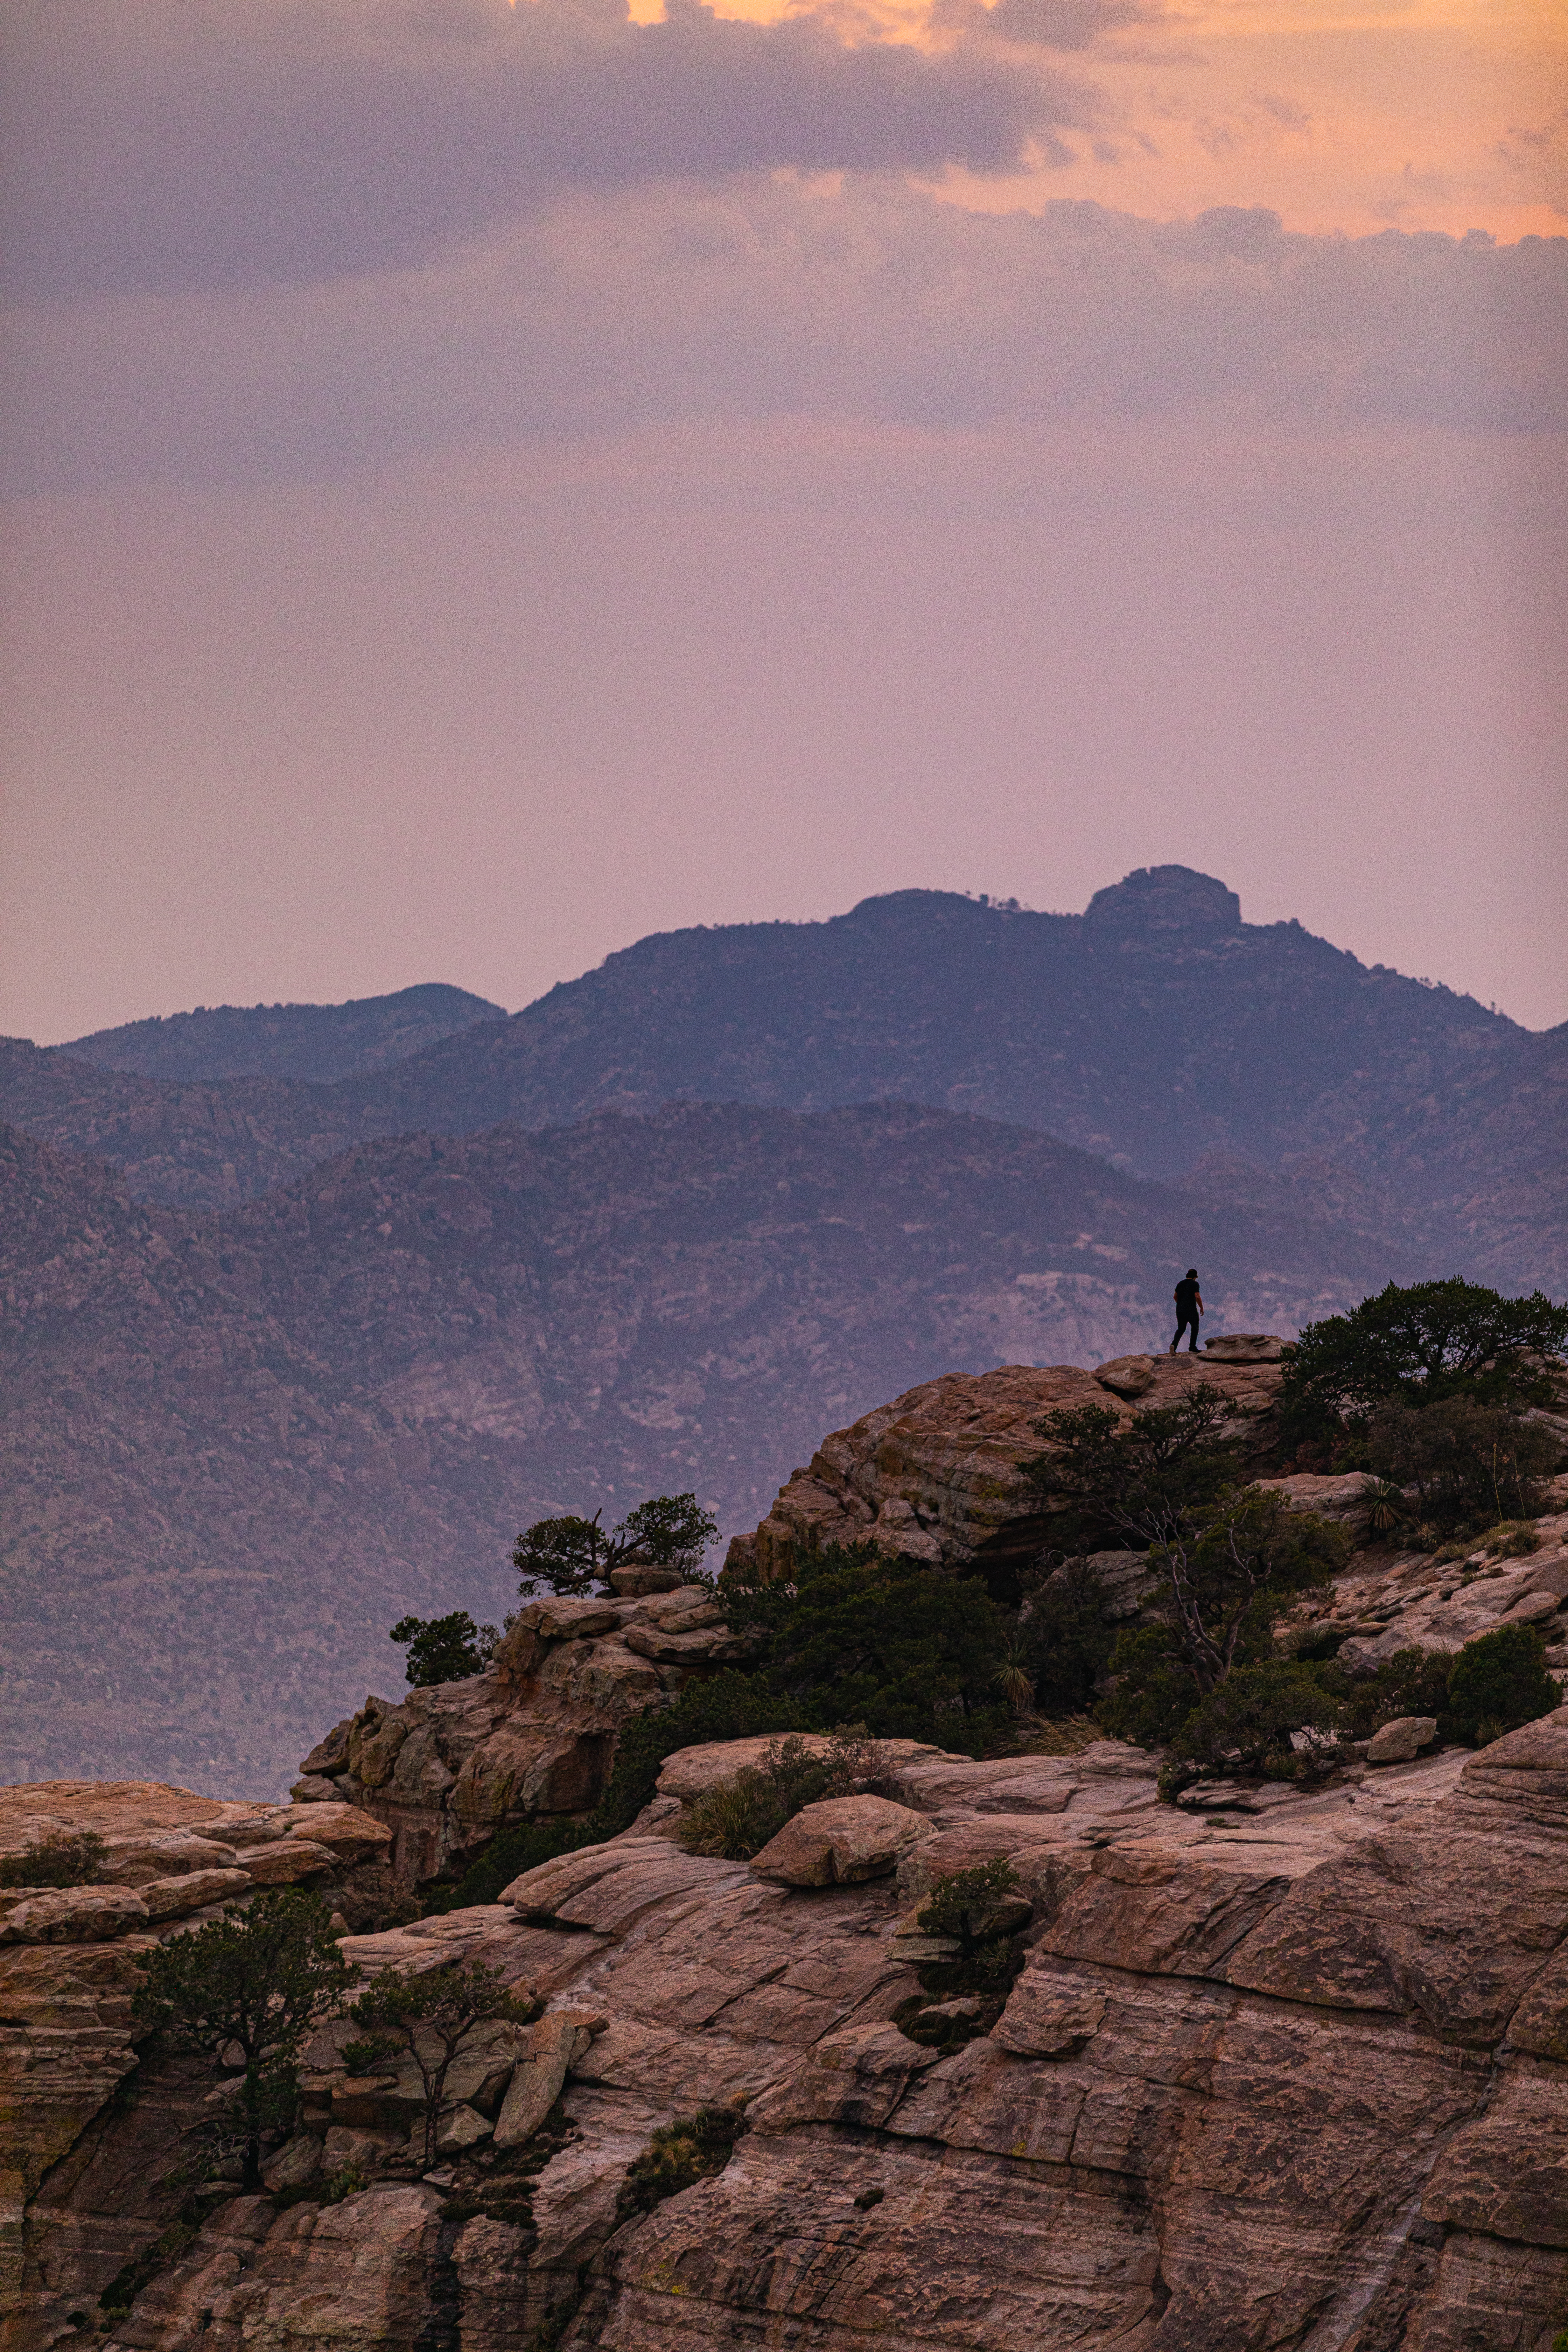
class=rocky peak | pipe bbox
[1082,863,1243,937]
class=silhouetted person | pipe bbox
[1170,1268,1203,1353]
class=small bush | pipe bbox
[341,2034,403,2077]
[0,1829,106,1889]
[321,2160,369,2204]
[1444,1624,1560,1747]
[1170,1661,1345,1777]
[674,1731,890,1861]
[1330,1648,1453,1741]
[1099,1626,1203,1748]
[916,1859,1022,1952]
[1364,1399,1560,1537]
[390,1612,498,1688]
[1017,1562,1116,1718]
[1481,1522,1542,1559]
[616,2106,746,2219]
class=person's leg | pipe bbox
[1170,1319,1182,1354]
[1186,1316,1202,1352]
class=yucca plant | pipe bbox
[992,1642,1036,1713]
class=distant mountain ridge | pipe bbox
[0,1100,1407,1791]
[1,866,1561,1284]
[60,980,505,1084]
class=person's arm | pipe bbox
[1196,1289,1204,1316]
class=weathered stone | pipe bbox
[288,1775,341,1805]
[536,1640,663,1715]
[750,1795,937,1887]
[435,2102,493,2156]
[608,1564,686,1596]
[260,2134,322,2192]
[727,1357,1284,1584]
[622,1622,751,1665]
[349,1713,410,1789]
[1201,1332,1285,1362]
[992,1969,1108,2057]
[236,1839,337,1886]
[137,1869,253,1921]
[656,1735,938,1805]
[299,1718,354,1776]
[0,1886,150,1942]
[513,1596,624,1642]
[1093,1355,1157,1399]
[271,1802,392,1865]
[1498,1587,1562,1626]
[1365,1716,1439,1764]
[96,1833,243,1886]
[492,2012,602,2149]
[453,1723,614,1830]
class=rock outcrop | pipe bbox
[1285,1508,1568,1680]
[293,1583,754,1894]
[726,1349,1287,1589]
[16,1714,1568,2351]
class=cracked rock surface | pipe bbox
[15,1716,1567,2352]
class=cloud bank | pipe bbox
[1,0,1091,299]
[6,178,1563,492]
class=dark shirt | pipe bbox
[1174,1278,1200,1317]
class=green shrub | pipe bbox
[1328,1647,1453,1740]
[1099,1626,1204,1747]
[1170,1662,1345,1777]
[389,1611,498,1688]
[616,2106,746,2220]
[723,1542,1015,1754]
[674,1731,888,1861]
[1280,1278,1568,1436]
[1017,1562,1116,1717]
[131,1889,351,2191]
[1363,1398,1559,1537]
[896,1862,1028,2046]
[513,1493,719,1598]
[1444,1625,1560,1747]
[321,2160,369,2205]
[341,2033,403,2077]
[350,1960,540,2167]
[0,1829,106,1889]
[916,1859,1022,1953]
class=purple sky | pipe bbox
[1,0,1563,1041]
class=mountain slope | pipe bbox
[0,1104,1406,1792]
[59,981,505,1084]
[3,867,1560,1281]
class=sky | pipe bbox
[0,0,1563,1043]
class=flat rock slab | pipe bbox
[750,1795,936,1887]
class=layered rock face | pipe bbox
[292,1581,752,1893]
[727,1346,1287,1588]
[19,1716,1568,2352]
[1292,1508,1568,1678]
[0,1784,391,2344]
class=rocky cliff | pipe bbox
[8,1711,1568,2352]
[0,1111,1395,1792]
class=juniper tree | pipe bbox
[131,1889,352,2189]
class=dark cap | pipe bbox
[1186,1268,1198,1279]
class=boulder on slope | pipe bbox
[749,1795,937,1887]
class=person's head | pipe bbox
[1186,1269,1198,1281]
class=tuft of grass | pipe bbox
[616,2106,747,2220]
